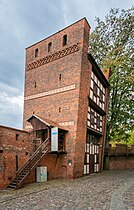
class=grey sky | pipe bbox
[0,0,133,129]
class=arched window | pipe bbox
[63,34,67,46]
[35,48,38,58]
[48,42,52,52]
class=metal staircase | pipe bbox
[6,137,50,190]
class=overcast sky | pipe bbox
[0,0,133,129]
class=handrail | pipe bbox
[16,137,49,175]
[15,137,50,187]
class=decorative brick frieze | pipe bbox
[26,43,80,71]
[24,84,76,101]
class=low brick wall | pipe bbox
[104,144,134,170]
[0,125,33,189]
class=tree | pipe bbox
[89,7,134,143]
[127,131,134,145]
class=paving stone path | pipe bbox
[0,170,134,210]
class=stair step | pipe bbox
[22,171,29,174]
[6,138,50,190]
[18,176,25,179]
[7,185,16,189]
[11,181,17,184]
[10,183,16,186]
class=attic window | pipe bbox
[35,48,38,58]
[63,34,67,46]
[48,42,52,52]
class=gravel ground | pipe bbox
[0,170,134,210]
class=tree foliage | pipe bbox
[89,7,134,142]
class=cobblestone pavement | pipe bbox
[0,170,134,210]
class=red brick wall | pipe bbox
[23,154,68,185]
[109,156,134,170]
[0,126,33,189]
[105,145,134,170]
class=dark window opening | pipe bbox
[35,48,38,58]
[16,155,18,171]
[16,134,19,141]
[63,34,67,46]
[34,82,36,88]
[0,150,3,153]
[25,151,28,156]
[48,42,52,52]
[59,107,61,113]
[59,74,61,81]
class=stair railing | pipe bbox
[15,137,50,188]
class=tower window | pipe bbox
[16,134,19,141]
[35,48,38,58]
[59,74,61,81]
[34,82,36,88]
[59,107,61,113]
[48,42,52,52]
[63,34,67,46]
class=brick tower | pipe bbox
[23,18,109,179]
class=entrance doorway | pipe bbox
[84,132,100,175]
[33,129,48,151]
[36,129,48,142]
